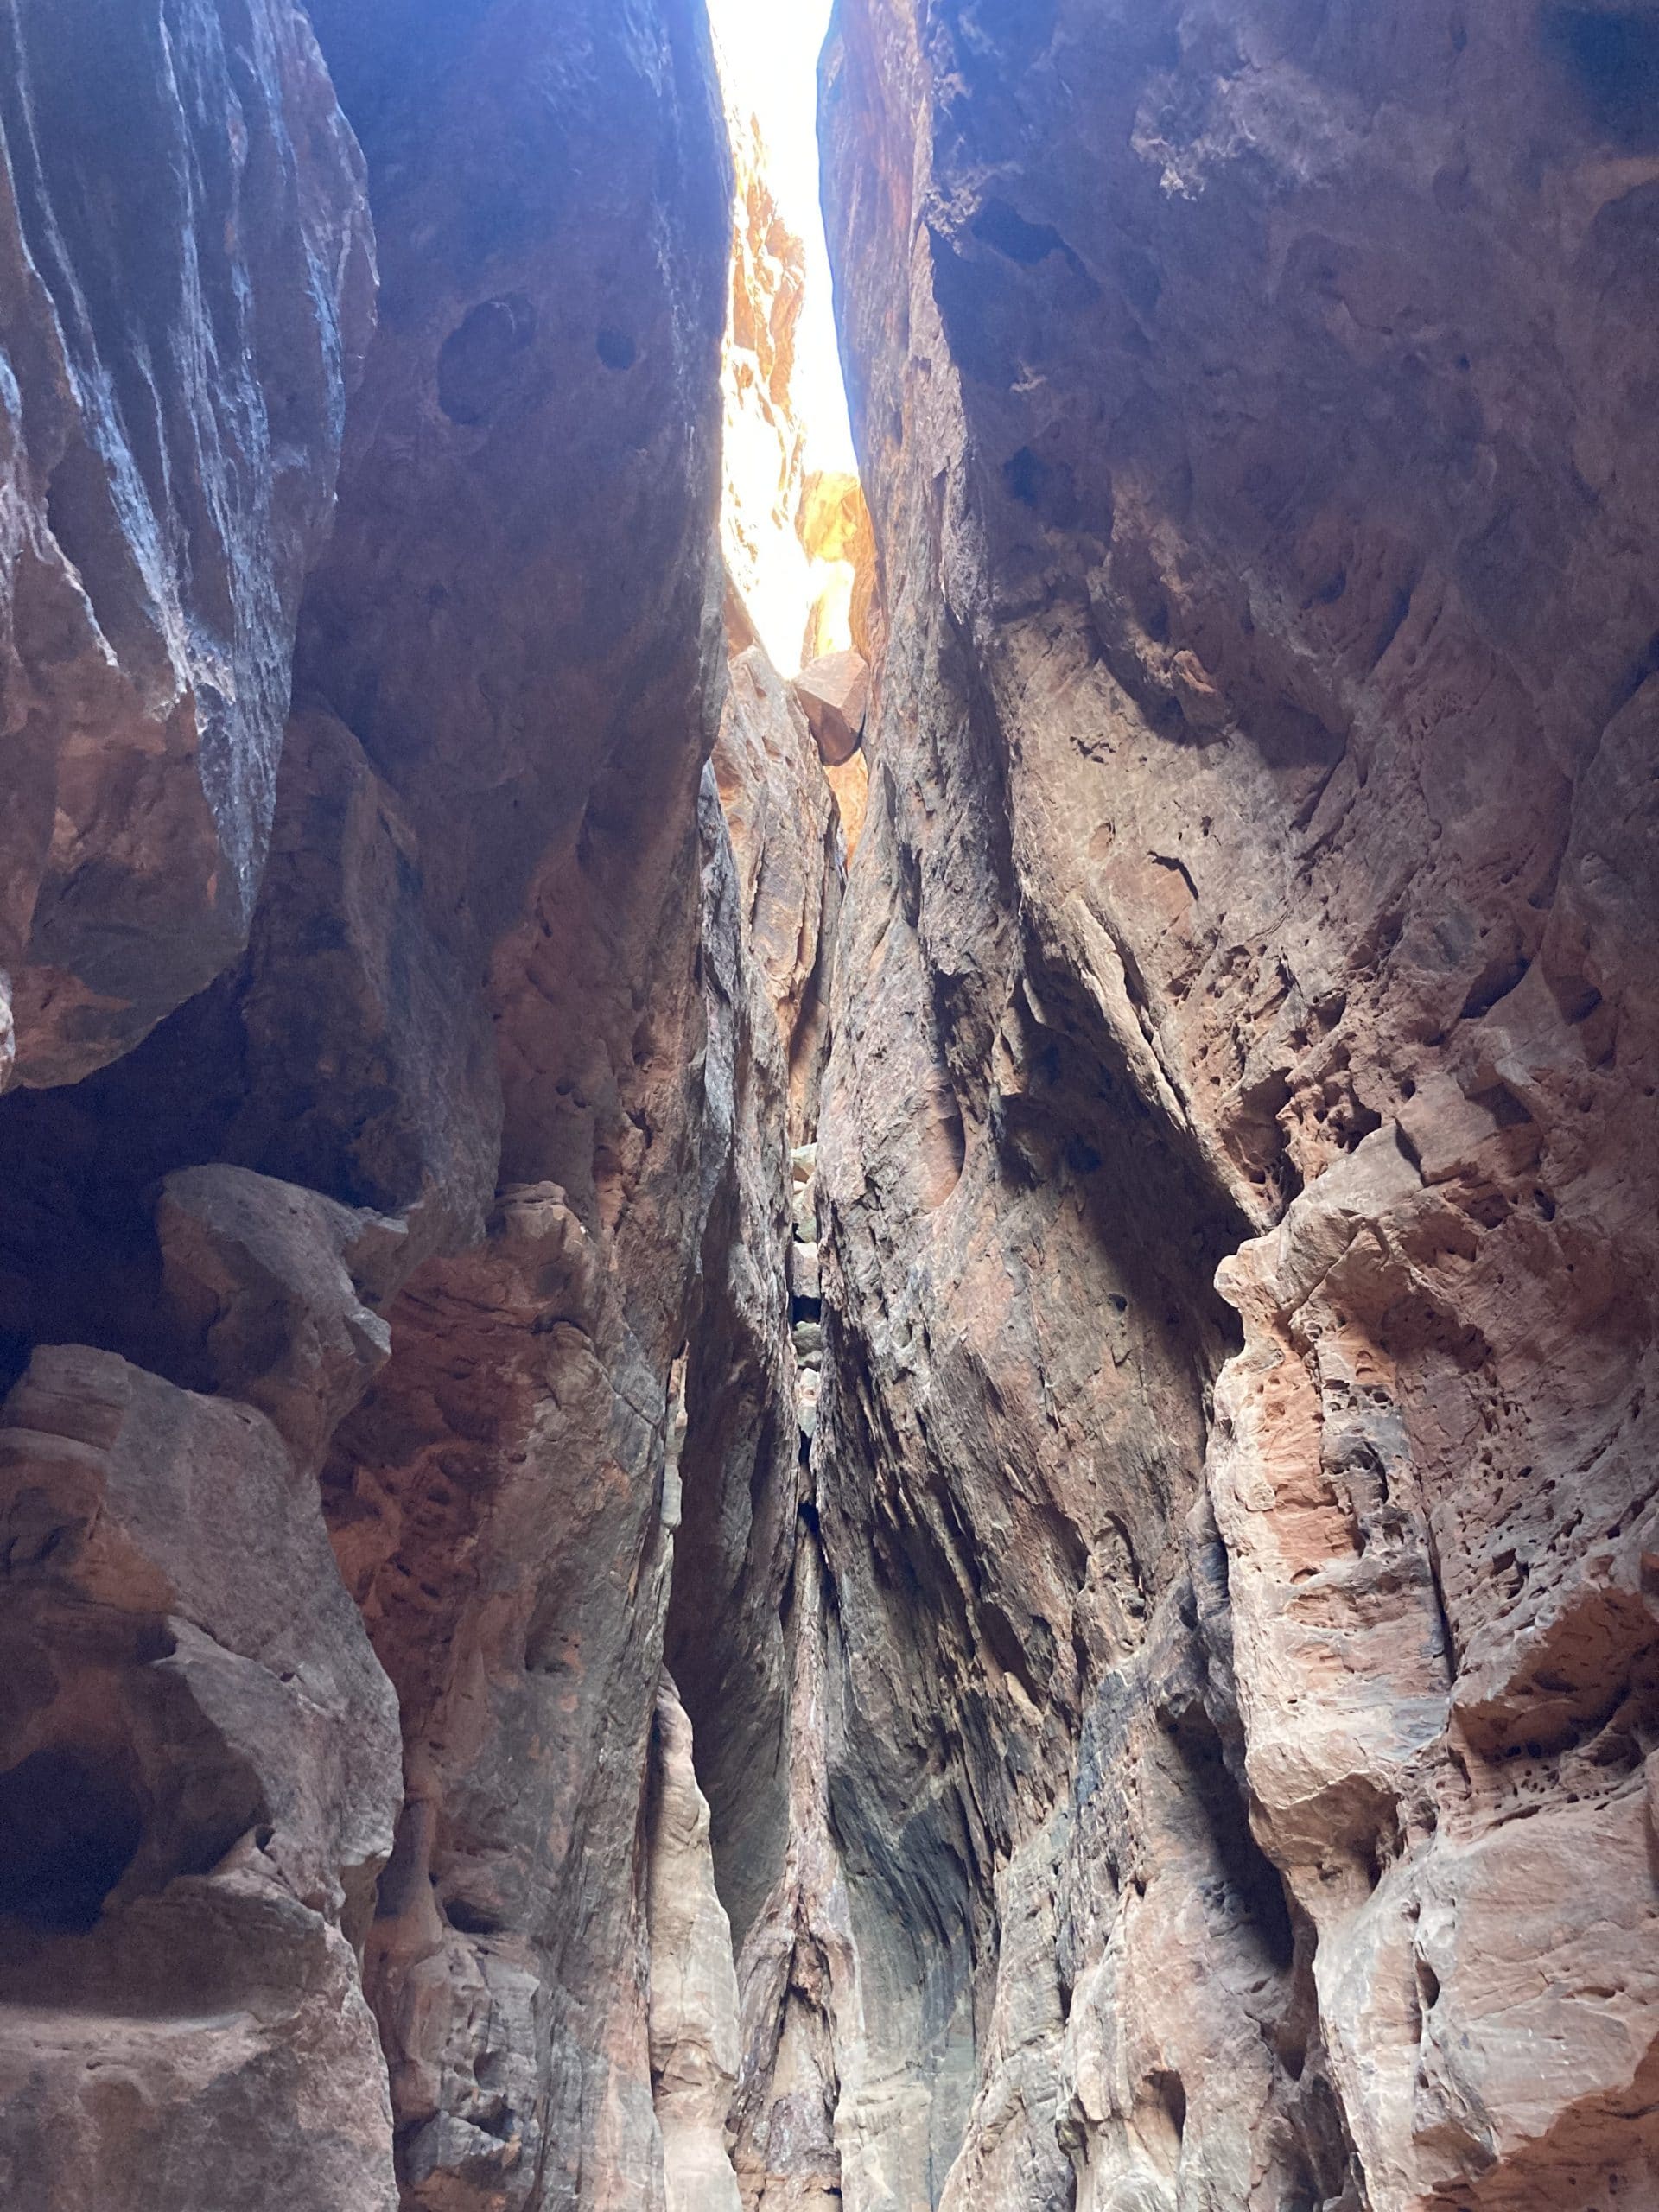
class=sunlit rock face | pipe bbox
[812,0,1659,2207]
[0,0,373,1089]
[720,94,817,675]
[798,468,881,671]
[717,90,877,683]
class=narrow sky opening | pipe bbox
[707,0,856,474]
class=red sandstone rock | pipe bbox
[809,0,1659,2203]
[0,4,756,2207]
[156,1164,404,1470]
[791,650,870,766]
[2,3,1656,2209]
[229,709,503,1265]
[284,4,744,2201]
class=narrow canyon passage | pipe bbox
[0,4,1657,2211]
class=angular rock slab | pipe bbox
[791,651,870,767]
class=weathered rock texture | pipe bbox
[0,1330,403,2212]
[808,1,1659,2207]
[4,2,1658,2210]
[0,0,372,1088]
[0,1,828,2207]
[713,644,842,1146]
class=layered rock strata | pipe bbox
[809,1,1659,2206]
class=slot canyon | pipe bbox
[1,0,1656,2207]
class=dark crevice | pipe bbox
[1459,950,1530,1023]
[1544,5,1659,148]
[970,197,1069,267]
[1165,1704,1295,1972]
[0,1745,144,1932]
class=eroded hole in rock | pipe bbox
[0,1746,143,1932]
[436,293,537,424]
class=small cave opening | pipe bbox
[0,1745,144,1933]
[0,974,249,1397]
[436,293,537,425]
[595,325,637,372]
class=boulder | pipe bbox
[791,650,870,766]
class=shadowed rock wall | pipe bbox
[0,3,830,2207]
[0,0,373,1088]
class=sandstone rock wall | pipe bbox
[810,1,1659,2206]
[718,83,879,684]
[3,3,1656,2209]
[721,92,815,677]
[0,3,832,2207]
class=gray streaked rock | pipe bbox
[0,0,372,1086]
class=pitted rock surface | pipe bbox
[808,0,1659,2204]
[0,4,1656,2210]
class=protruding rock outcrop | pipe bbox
[0,1328,404,2210]
[792,650,870,769]
[0,0,372,1088]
